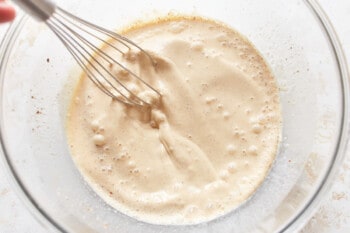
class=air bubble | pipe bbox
[191,41,204,51]
[127,161,136,168]
[252,124,262,134]
[223,111,230,119]
[226,144,236,155]
[91,119,99,131]
[205,97,216,104]
[248,145,258,155]
[101,165,112,172]
[227,162,237,173]
[93,134,105,146]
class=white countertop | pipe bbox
[1,0,350,232]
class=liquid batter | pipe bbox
[66,16,281,224]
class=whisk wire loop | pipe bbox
[38,6,161,106]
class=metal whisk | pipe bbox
[13,0,161,106]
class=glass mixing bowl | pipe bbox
[0,0,349,232]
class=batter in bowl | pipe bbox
[66,16,281,224]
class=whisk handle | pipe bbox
[12,0,56,21]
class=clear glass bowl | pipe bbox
[0,0,349,232]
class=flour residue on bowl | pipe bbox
[66,16,281,224]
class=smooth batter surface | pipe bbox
[67,17,281,224]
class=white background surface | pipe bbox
[0,0,350,232]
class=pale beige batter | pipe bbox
[67,16,281,224]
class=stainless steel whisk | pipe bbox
[12,0,161,106]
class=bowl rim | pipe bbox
[0,0,349,232]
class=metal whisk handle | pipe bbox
[12,0,56,21]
